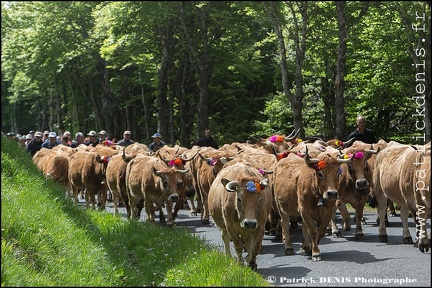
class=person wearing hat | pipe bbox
[149,132,166,152]
[29,130,36,140]
[24,134,33,146]
[41,132,59,149]
[84,130,100,147]
[98,130,107,142]
[42,130,50,142]
[26,131,44,156]
[117,130,135,147]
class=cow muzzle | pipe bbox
[324,190,338,201]
[241,218,258,230]
[356,178,370,196]
[169,194,179,202]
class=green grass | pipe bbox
[1,136,270,287]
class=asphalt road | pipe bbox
[98,199,431,287]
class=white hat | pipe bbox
[124,130,131,135]
[34,131,43,137]
[48,132,57,138]
[99,130,107,135]
[26,134,32,140]
[87,130,97,136]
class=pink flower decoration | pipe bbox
[355,151,365,159]
[269,135,278,143]
[258,169,264,175]
[169,160,175,167]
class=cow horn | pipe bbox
[365,144,379,154]
[304,146,319,164]
[182,150,198,162]
[286,128,296,138]
[261,170,274,175]
[344,137,356,147]
[122,147,133,162]
[176,168,190,174]
[285,128,300,141]
[337,158,352,164]
[260,178,269,188]
[225,180,238,192]
[157,153,170,164]
[153,166,162,176]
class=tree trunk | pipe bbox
[178,2,214,139]
[335,1,347,139]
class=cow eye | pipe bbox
[317,170,324,179]
[237,197,242,203]
[163,180,168,187]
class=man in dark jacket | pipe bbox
[195,128,218,149]
[26,131,44,156]
[347,116,376,146]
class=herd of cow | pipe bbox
[30,129,431,271]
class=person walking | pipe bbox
[70,132,85,148]
[26,131,44,156]
[195,128,218,149]
[41,132,59,149]
[117,130,135,147]
[148,133,166,152]
[84,130,100,147]
[346,115,376,146]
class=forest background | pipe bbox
[1,1,430,147]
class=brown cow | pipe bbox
[328,144,379,239]
[188,147,235,224]
[208,161,273,271]
[125,155,189,225]
[373,141,422,245]
[156,149,198,219]
[273,149,351,261]
[68,150,110,210]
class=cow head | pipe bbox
[222,177,269,230]
[305,150,352,202]
[340,145,379,196]
[153,166,189,198]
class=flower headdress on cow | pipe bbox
[169,157,186,167]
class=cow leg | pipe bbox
[327,204,341,237]
[187,196,197,215]
[221,230,232,256]
[351,203,365,240]
[375,190,389,243]
[165,199,176,226]
[399,204,414,244]
[300,222,312,257]
[338,201,351,231]
[201,191,210,225]
[301,214,320,261]
[112,191,120,216]
[145,200,156,223]
[98,188,107,211]
[128,195,140,220]
[279,211,295,255]
[71,186,80,206]
[245,236,260,272]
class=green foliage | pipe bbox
[1,1,430,143]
